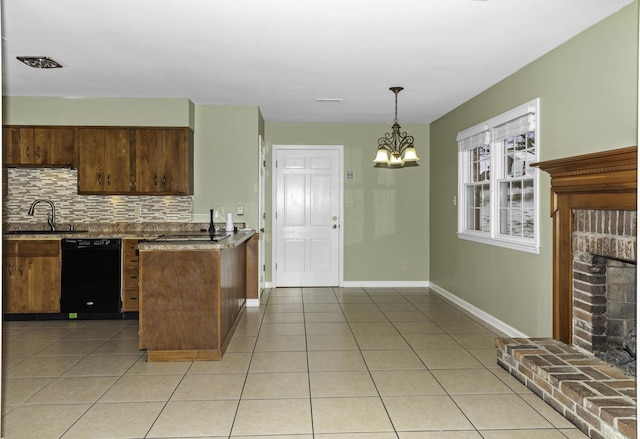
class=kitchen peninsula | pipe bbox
[137,230,257,362]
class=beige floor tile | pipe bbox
[371,370,446,396]
[225,334,258,353]
[404,333,463,349]
[362,349,426,370]
[384,312,431,322]
[61,401,164,439]
[393,321,444,334]
[3,403,91,439]
[431,369,513,394]
[3,377,52,405]
[558,428,591,438]
[249,351,308,372]
[27,375,119,404]
[266,303,305,313]
[61,326,125,340]
[171,373,246,400]
[450,333,499,349]
[416,349,485,369]
[242,372,310,398]
[303,303,343,313]
[99,374,183,402]
[492,366,537,394]
[303,312,347,323]
[126,356,192,375]
[467,348,501,368]
[259,322,305,335]
[62,354,141,376]
[344,311,389,323]
[3,339,51,357]
[340,303,381,313]
[310,371,378,397]
[188,352,252,374]
[147,400,238,437]
[316,434,397,439]
[453,394,554,430]
[255,334,306,351]
[519,393,578,429]
[349,322,399,335]
[478,429,571,438]
[436,321,494,334]
[232,435,312,439]
[305,322,352,335]
[312,396,394,434]
[9,327,76,341]
[90,337,143,355]
[33,339,106,356]
[232,398,313,436]
[301,293,339,304]
[377,303,419,312]
[262,312,305,323]
[307,333,359,350]
[308,350,367,371]
[5,355,84,377]
[268,296,304,304]
[355,333,412,350]
[336,296,374,304]
[398,432,482,438]
[383,395,474,431]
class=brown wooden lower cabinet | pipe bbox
[138,241,248,361]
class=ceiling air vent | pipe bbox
[17,56,62,69]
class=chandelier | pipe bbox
[373,86,420,168]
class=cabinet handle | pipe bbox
[36,146,41,157]
[7,264,12,276]
[19,263,23,276]
[107,174,111,186]
[163,176,166,186]
[26,146,30,157]
[154,174,158,186]
[98,174,102,185]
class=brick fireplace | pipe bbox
[497,146,637,439]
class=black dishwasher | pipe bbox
[61,238,122,317]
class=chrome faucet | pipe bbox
[27,199,56,231]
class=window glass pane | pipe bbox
[466,183,490,232]
[499,178,534,238]
[470,146,490,182]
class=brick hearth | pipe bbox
[497,337,636,439]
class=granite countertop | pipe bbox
[2,222,248,241]
[137,230,255,250]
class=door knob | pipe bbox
[332,224,337,229]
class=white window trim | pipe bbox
[456,98,541,254]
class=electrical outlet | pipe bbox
[400,262,407,271]
[237,205,244,215]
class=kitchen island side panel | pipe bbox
[138,249,220,353]
[219,244,246,352]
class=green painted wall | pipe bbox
[429,1,638,336]
[3,97,194,128]
[193,105,261,229]
[265,122,429,282]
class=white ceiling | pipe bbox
[1,0,634,124]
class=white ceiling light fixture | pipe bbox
[17,56,63,69]
[373,86,420,168]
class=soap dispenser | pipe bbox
[208,209,216,234]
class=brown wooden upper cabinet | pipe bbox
[76,127,134,194]
[76,126,193,195]
[134,128,194,194]
[3,126,75,167]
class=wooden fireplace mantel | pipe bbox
[532,146,637,343]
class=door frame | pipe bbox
[271,144,344,287]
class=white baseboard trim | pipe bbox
[428,282,529,338]
[246,299,260,307]
[265,281,429,289]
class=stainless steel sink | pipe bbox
[3,230,89,235]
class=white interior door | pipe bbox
[274,146,342,287]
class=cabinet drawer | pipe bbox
[122,289,139,311]
[124,268,139,289]
[4,240,59,257]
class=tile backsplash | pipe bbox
[3,168,193,224]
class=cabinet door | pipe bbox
[103,128,134,193]
[3,127,34,165]
[33,127,75,166]
[77,128,133,194]
[134,128,193,195]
